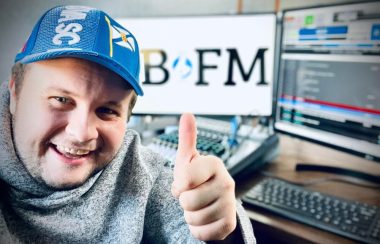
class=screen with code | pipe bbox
[275,1,380,161]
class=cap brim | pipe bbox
[17,50,144,96]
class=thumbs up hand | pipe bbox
[171,113,237,241]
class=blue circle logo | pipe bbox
[172,55,193,79]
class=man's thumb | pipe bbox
[176,113,198,163]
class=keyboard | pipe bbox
[146,117,279,177]
[242,178,380,244]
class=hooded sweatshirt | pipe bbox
[0,82,255,243]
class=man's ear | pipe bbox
[8,78,17,115]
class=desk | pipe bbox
[236,134,380,244]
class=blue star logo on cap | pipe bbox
[105,16,135,57]
[111,25,135,52]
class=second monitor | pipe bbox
[274,1,380,162]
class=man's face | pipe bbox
[9,58,134,189]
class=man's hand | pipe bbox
[171,113,237,241]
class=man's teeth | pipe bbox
[56,145,90,156]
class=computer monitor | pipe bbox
[118,14,276,116]
[274,1,380,162]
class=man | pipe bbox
[0,5,255,243]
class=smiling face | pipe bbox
[9,58,135,189]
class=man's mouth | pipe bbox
[51,144,93,159]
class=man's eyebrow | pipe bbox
[44,87,76,96]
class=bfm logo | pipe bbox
[141,48,269,86]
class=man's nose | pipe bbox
[65,110,99,143]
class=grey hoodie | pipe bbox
[0,83,255,243]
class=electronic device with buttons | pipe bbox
[146,116,279,178]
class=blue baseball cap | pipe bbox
[15,5,144,96]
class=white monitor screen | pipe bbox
[118,14,276,115]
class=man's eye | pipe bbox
[54,97,69,104]
[97,107,118,116]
